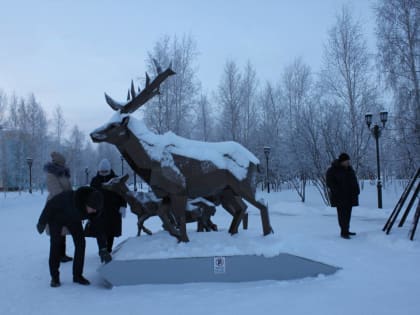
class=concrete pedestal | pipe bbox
[98,252,339,287]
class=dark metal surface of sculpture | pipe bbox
[91,61,273,242]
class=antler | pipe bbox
[104,60,176,114]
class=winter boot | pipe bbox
[73,275,90,285]
[99,248,112,264]
[60,255,73,263]
[50,277,61,288]
[340,233,351,239]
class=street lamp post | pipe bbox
[85,167,89,185]
[120,155,124,176]
[264,146,271,193]
[26,157,33,194]
[365,111,388,209]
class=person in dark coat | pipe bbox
[36,187,110,287]
[89,158,127,256]
[326,153,360,239]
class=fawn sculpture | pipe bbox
[90,61,272,242]
[102,174,217,237]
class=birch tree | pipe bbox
[375,0,420,176]
[51,105,66,150]
[319,6,379,172]
[216,60,243,141]
[282,58,313,201]
[194,93,213,141]
[257,81,286,190]
[144,34,200,137]
[240,61,259,149]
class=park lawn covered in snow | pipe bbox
[0,182,419,315]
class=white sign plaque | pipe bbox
[214,256,226,274]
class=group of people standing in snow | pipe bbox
[36,152,125,287]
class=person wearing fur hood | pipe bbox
[43,151,73,262]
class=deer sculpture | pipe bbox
[90,60,273,242]
[102,174,217,236]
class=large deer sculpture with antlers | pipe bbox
[90,60,273,242]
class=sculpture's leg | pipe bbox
[242,212,249,230]
[157,202,181,240]
[138,214,153,235]
[198,205,211,232]
[136,215,142,236]
[207,206,218,231]
[202,205,217,232]
[244,197,273,235]
[197,221,204,232]
[171,195,189,242]
[209,218,218,231]
[221,190,247,234]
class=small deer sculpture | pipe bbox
[102,175,217,236]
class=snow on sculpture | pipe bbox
[90,60,273,242]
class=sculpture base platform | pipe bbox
[98,253,339,287]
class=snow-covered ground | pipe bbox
[1,181,419,315]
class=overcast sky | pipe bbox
[0,0,376,135]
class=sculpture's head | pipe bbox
[90,115,130,145]
[101,174,130,193]
[90,59,175,145]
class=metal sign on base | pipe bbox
[98,253,340,287]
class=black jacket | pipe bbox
[326,160,360,207]
[38,187,99,226]
[89,170,126,237]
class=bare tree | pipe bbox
[0,89,6,127]
[66,125,85,187]
[50,105,66,149]
[259,82,283,144]
[25,94,48,188]
[194,93,213,141]
[319,6,379,173]
[375,0,420,175]
[240,61,259,149]
[256,81,286,191]
[283,58,311,120]
[0,90,7,190]
[144,34,200,137]
[3,94,48,190]
[216,60,243,141]
[282,58,313,201]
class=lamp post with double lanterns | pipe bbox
[365,110,388,209]
[263,146,271,193]
[26,157,33,194]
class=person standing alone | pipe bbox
[326,153,360,239]
[43,151,73,262]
